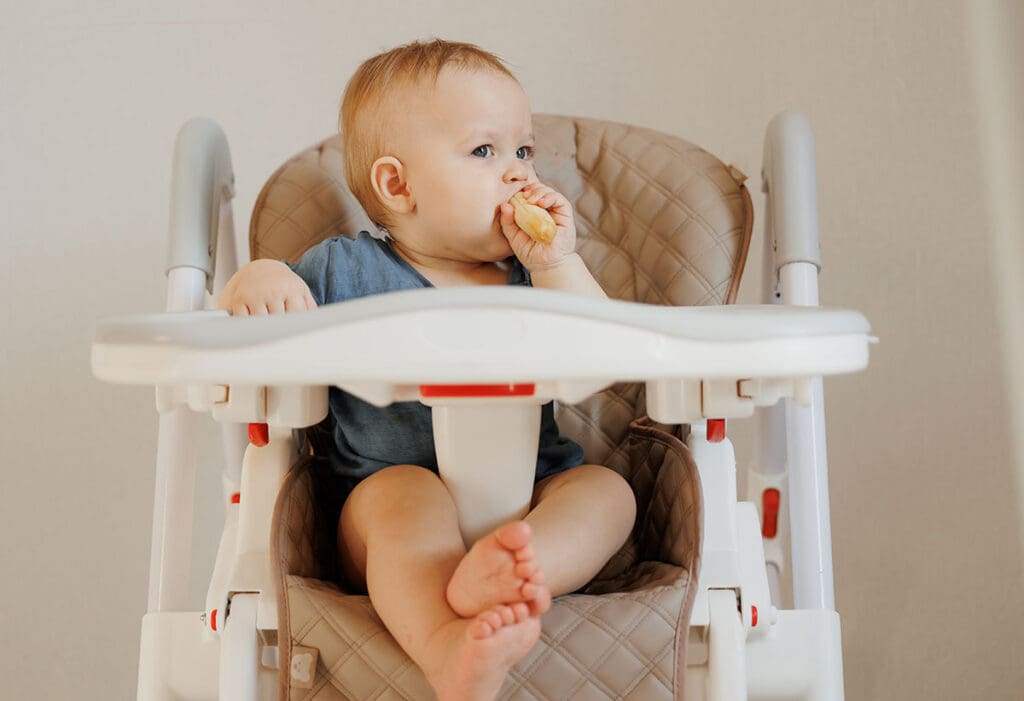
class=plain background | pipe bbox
[2,1,1022,699]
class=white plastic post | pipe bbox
[761,111,838,612]
[149,410,198,613]
[750,217,791,607]
[219,593,260,701]
[147,266,207,613]
[707,590,747,701]
[780,263,835,611]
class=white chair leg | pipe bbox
[137,612,218,701]
[708,589,747,701]
[219,594,260,700]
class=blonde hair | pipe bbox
[339,39,517,226]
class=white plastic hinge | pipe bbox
[186,384,228,412]
[266,386,329,428]
[702,379,754,419]
[738,378,792,407]
[211,385,267,423]
[645,379,703,423]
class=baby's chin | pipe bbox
[480,235,514,262]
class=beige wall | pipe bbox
[2,1,1021,699]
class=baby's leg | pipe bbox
[525,464,637,597]
[338,465,542,701]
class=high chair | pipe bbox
[92,112,873,700]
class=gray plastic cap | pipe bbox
[166,118,235,284]
[762,112,823,271]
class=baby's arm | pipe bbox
[499,183,606,300]
[218,259,317,316]
[526,253,607,299]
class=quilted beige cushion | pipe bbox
[250,115,750,309]
[257,115,751,699]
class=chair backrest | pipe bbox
[249,114,752,463]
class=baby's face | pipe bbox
[395,67,537,262]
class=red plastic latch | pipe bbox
[707,419,726,443]
[248,422,269,446]
[762,488,781,538]
[420,383,535,398]
[210,609,218,631]
[230,492,241,505]
[751,605,758,627]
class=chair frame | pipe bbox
[97,112,860,700]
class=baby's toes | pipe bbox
[478,610,503,634]
[510,602,531,623]
[526,585,552,617]
[496,605,516,627]
[515,561,538,580]
[513,545,534,562]
[494,521,532,552]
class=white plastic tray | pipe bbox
[92,287,872,390]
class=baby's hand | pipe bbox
[217,259,317,316]
[499,183,577,272]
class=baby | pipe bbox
[219,39,637,700]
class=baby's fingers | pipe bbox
[499,203,526,239]
[523,188,554,208]
[283,294,316,312]
[521,184,570,220]
[531,188,569,213]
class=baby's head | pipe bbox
[340,39,538,261]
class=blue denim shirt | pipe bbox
[288,232,584,484]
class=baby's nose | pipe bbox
[503,159,530,183]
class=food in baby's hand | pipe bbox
[510,192,557,244]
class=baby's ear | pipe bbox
[370,156,415,216]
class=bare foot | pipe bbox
[424,604,541,701]
[446,521,551,618]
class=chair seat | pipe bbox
[286,566,691,700]
[273,419,703,700]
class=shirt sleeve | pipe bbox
[285,238,337,306]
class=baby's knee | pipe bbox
[561,465,635,506]
[353,464,441,503]
[580,464,630,486]
[596,466,637,511]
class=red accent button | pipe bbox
[420,383,535,398]
[762,488,781,538]
[230,492,241,505]
[707,419,726,443]
[248,422,269,446]
[210,609,218,631]
[751,605,759,627]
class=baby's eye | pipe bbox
[516,146,534,160]
[472,145,494,158]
